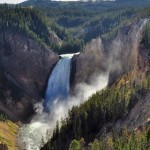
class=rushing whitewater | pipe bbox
[44,56,72,111]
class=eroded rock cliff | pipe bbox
[107,19,149,84]
[72,19,149,86]
[71,37,107,86]
[0,29,59,121]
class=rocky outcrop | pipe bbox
[112,89,150,135]
[138,46,150,72]
[107,19,149,84]
[123,90,150,131]
[71,37,107,86]
[49,31,62,47]
[138,21,150,72]
[0,29,59,121]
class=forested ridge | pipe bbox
[42,71,150,150]
[0,5,51,48]
[0,0,150,54]
[30,4,150,53]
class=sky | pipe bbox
[0,0,27,4]
[0,0,116,4]
[0,0,78,3]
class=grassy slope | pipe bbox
[0,121,18,150]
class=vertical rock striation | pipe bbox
[0,29,59,121]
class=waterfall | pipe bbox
[17,54,77,150]
[44,54,73,111]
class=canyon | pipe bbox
[0,1,149,149]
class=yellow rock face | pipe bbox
[0,121,19,150]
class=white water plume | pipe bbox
[17,68,108,150]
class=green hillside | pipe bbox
[42,71,150,150]
[0,5,51,48]
[21,0,150,53]
[1,2,150,54]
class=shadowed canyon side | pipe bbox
[0,29,59,121]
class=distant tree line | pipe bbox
[0,4,51,48]
[0,4,149,54]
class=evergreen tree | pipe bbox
[69,140,81,150]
